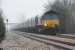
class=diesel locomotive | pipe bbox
[36,10,60,35]
[13,10,62,35]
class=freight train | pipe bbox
[13,10,64,35]
[24,10,61,35]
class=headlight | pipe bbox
[44,23,47,26]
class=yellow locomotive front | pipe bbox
[42,19,59,28]
[41,11,60,34]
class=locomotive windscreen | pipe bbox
[42,15,59,19]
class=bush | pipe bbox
[0,16,6,43]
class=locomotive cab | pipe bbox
[41,11,60,34]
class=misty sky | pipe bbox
[1,0,55,23]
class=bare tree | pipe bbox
[44,0,75,34]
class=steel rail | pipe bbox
[21,32,75,46]
[56,34,75,39]
[15,32,75,50]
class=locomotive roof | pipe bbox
[44,10,58,15]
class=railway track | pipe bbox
[15,32,75,50]
[56,34,75,39]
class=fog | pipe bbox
[1,0,55,23]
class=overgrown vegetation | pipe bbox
[0,9,5,43]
